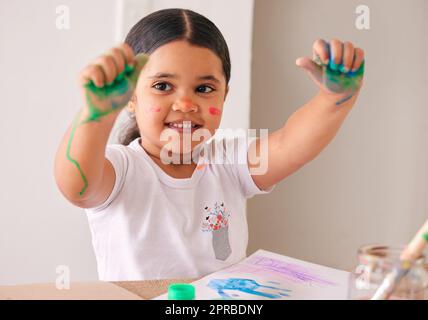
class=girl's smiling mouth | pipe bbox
[164,120,203,133]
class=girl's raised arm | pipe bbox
[54,44,148,208]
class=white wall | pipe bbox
[0,0,254,284]
[0,0,117,285]
[248,0,428,271]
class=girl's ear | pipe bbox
[126,94,137,113]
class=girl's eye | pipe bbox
[153,82,172,91]
[196,85,214,94]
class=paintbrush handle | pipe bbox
[400,219,428,261]
[371,219,428,300]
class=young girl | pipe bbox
[54,8,364,281]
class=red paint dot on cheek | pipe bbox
[149,106,161,112]
[209,107,222,116]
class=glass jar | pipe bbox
[348,245,428,300]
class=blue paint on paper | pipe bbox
[207,278,291,300]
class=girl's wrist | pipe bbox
[78,104,121,125]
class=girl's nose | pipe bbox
[172,98,198,113]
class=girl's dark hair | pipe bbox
[119,8,231,145]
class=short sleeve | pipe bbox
[229,136,275,199]
[85,144,129,213]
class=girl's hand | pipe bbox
[296,39,365,101]
[78,43,149,122]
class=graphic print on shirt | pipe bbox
[201,202,232,261]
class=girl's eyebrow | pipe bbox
[148,72,220,84]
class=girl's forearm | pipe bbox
[279,90,358,166]
[54,105,120,203]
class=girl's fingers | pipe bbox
[119,43,135,66]
[341,41,355,73]
[79,43,138,89]
[313,39,329,65]
[79,64,105,87]
[94,55,117,85]
[108,47,126,74]
[329,39,343,70]
[351,47,365,72]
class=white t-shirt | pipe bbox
[85,135,274,281]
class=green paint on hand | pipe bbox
[82,53,149,123]
[66,53,149,196]
[423,233,428,243]
[323,60,365,94]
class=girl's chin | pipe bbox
[158,140,206,154]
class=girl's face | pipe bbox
[129,40,228,158]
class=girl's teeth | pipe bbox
[169,122,199,129]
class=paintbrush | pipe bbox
[371,219,428,300]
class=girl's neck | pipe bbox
[139,137,198,178]
[140,137,196,163]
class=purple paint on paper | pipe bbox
[225,256,336,287]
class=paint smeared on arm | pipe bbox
[66,109,88,196]
[335,94,354,106]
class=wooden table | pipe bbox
[1,266,427,300]
[113,278,200,300]
[114,264,428,300]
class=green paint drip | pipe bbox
[66,110,89,196]
[66,53,149,196]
